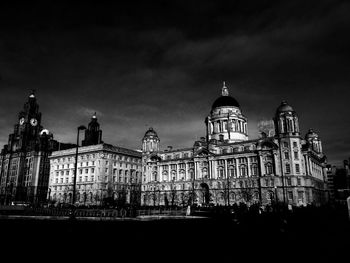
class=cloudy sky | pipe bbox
[0,0,349,165]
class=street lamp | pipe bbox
[72,125,87,207]
[274,186,278,203]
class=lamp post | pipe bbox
[274,186,278,203]
[72,125,87,207]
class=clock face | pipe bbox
[19,118,25,125]
[30,118,38,126]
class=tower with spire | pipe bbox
[0,91,58,205]
[82,112,103,146]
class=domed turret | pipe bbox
[276,101,294,113]
[305,128,322,153]
[82,113,103,146]
[206,82,248,143]
[142,127,160,153]
[274,101,300,136]
[305,128,318,140]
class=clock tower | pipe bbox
[0,91,57,205]
[9,91,43,152]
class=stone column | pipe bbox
[247,157,251,178]
[224,159,228,179]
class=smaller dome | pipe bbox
[144,127,158,138]
[40,129,50,136]
[305,128,318,140]
[276,101,294,113]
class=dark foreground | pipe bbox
[0,208,349,262]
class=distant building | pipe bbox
[0,92,74,205]
[141,83,328,207]
[326,160,350,205]
[48,115,142,207]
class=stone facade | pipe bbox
[48,143,142,207]
[141,83,328,207]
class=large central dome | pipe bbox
[211,82,240,110]
[212,96,240,109]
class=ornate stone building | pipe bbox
[0,92,73,205]
[48,115,142,207]
[141,83,328,207]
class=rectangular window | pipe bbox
[295,164,300,174]
[284,152,289,160]
[85,176,88,182]
[293,142,297,148]
[79,176,82,182]
[287,177,291,186]
[79,169,82,175]
[298,191,304,201]
[297,177,301,186]
[285,163,291,174]
[283,142,288,148]
[66,171,69,175]
[91,175,94,181]
[288,191,293,200]
[85,169,88,174]
[91,168,95,174]
[294,151,299,160]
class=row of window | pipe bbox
[283,141,299,148]
[284,151,299,160]
[285,163,300,174]
[54,154,141,164]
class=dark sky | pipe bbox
[0,0,349,166]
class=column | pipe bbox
[212,160,216,179]
[194,162,197,180]
[247,157,251,178]
[273,153,279,175]
[209,161,212,179]
[224,159,228,179]
[235,159,239,178]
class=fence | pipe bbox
[136,207,186,217]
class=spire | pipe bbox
[222,81,229,96]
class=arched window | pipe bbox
[265,163,273,175]
[228,166,236,178]
[188,169,194,180]
[240,165,247,177]
[162,171,168,181]
[202,168,208,178]
[251,164,258,176]
[152,172,157,181]
[218,167,224,178]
